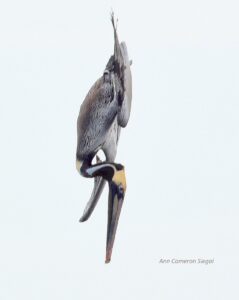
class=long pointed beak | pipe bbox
[105,169,126,263]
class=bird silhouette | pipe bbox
[76,13,132,263]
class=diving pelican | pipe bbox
[76,14,132,263]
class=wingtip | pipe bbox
[110,10,118,32]
[79,215,88,222]
[110,9,114,23]
[79,219,84,223]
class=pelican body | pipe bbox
[76,15,132,263]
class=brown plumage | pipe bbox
[76,13,132,263]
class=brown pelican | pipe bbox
[76,14,132,263]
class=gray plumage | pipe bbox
[76,13,132,250]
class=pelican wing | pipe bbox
[117,42,132,127]
[111,14,132,128]
[80,176,106,222]
[77,77,118,160]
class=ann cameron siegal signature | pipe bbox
[159,258,215,265]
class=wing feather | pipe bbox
[111,13,132,128]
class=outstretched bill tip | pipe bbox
[105,258,111,264]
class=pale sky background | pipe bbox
[0,0,239,299]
